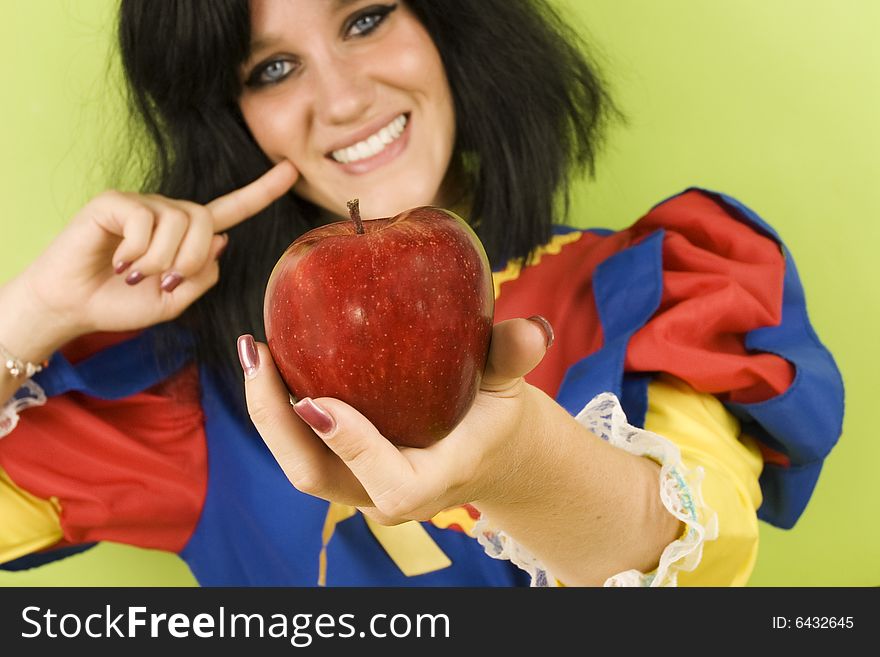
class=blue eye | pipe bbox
[247,58,296,88]
[262,60,291,82]
[350,14,381,35]
[346,3,398,38]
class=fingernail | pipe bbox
[215,234,229,260]
[527,315,555,349]
[237,334,260,379]
[114,261,131,274]
[293,398,336,435]
[125,270,144,286]
[160,272,183,293]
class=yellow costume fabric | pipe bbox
[0,466,63,564]
[643,375,763,586]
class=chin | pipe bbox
[339,189,441,220]
[371,182,443,214]
[358,197,426,219]
[296,173,443,220]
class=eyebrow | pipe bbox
[249,0,365,54]
[249,34,281,56]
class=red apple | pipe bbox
[263,200,494,448]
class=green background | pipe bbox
[1,0,876,586]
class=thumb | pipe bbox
[481,316,554,392]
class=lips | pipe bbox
[324,112,412,176]
[330,114,408,164]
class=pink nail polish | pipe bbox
[293,398,336,435]
[527,315,555,349]
[125,270,144,286]
[160,272,183,293]
[237,334,259,379]
[114,261,131,274]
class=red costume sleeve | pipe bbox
[625,191,794,404]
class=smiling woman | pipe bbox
[0,0,850,588]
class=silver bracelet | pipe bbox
[0,342,47,379]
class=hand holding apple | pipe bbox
[238,315,553,522]
[263,200,494,448]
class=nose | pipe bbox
[311,52,374,126]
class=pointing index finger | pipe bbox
[207,160,299,232]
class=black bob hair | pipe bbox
[117,0,620,398]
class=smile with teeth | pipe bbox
[331,114,408,164]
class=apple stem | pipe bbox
[347,199,365,235]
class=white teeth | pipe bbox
[331,114,408,164]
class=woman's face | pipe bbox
[239,0,457,220]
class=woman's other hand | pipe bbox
[5,160,298,351]
[239,317,552,524]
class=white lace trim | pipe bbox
[473,516,556,587]
[0,379,47,438]
[474,392,718,587]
